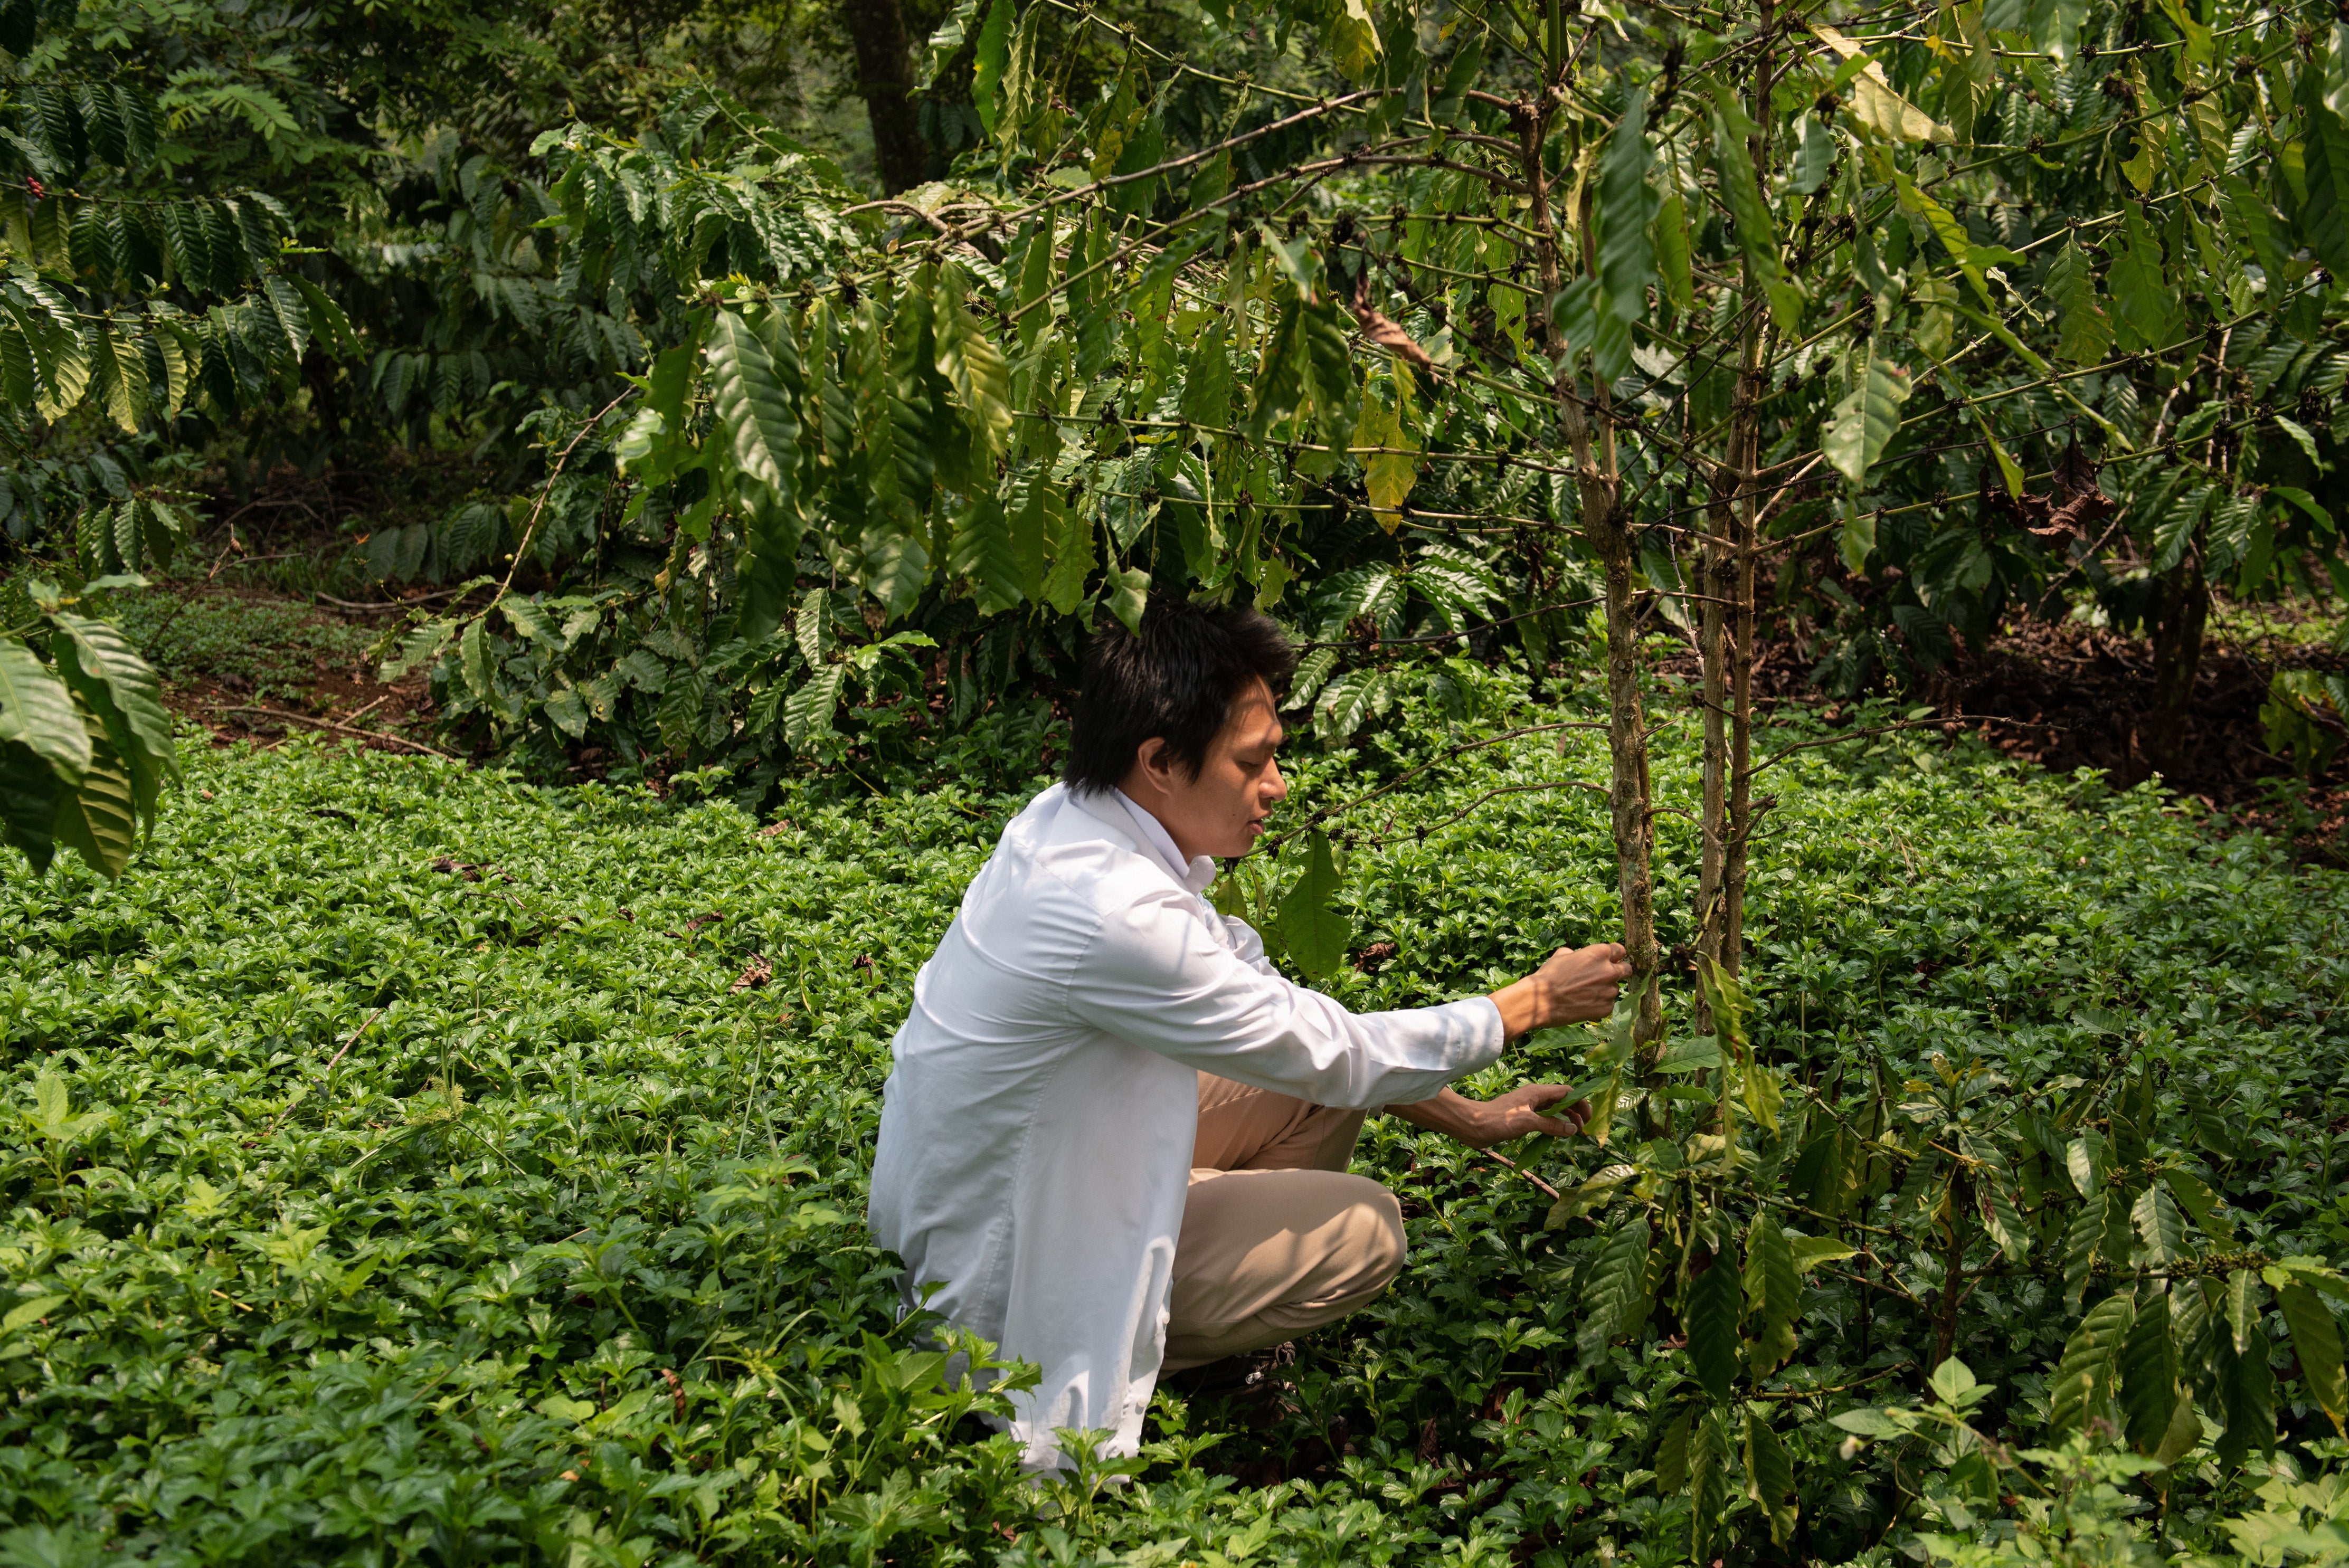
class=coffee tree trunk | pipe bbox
[1521,72,1662,1078]
[2147,556,2209,775]
[1698,59,1776,1006]
[838,0,928,194]
[1697,308,1767,996]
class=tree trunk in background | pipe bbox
[839,0,926,194]
[2146,556,2209,776]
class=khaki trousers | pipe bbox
[1162,1075,1405,1373]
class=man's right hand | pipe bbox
[1489,943,1632,1038]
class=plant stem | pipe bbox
[1935,1167,1972,1370]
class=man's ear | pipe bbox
[1130,737,1172,796]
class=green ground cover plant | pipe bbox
[4,677,2346,1565]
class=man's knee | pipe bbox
[1322,1176,1406,1304]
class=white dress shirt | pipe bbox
[866,782,1506,1467]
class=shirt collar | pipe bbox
[1112,790,1219,896]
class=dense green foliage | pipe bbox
[11,0,2349,1551]
[5,686,2348,1563]
[12,0,2349,779]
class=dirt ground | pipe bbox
[137,584,449,759]
[1899,616,2345,862]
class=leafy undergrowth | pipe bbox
[4,689,2348,1566]
[96,582,435,753]
[105,587,380,703]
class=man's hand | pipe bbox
[1489,942,1632,1038]
[1388,1085,1587,1148]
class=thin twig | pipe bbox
[1748,1362,1918,1401]
[317,587,478,612]
[1741,715,2023,780]
[221,706,455,759]
[1294,596,1604,651]
[489,390,632,613]
[1256,721,1599,855]
[1476,1147,1561,1201]
[1823,1262,1927,1307]
[262,1008,385,1137]
[1363,780,1610,846]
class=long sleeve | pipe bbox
[1066,887,1505,1110]
[1211,909,1279,977]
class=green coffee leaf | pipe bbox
[933,264,1013,459]
[707,308,799,501]
[1106,565,1149,636]
[50,720,134,878]
[1824,351,1912,485]
[1578,1212,1651,1365]
[2279,1282,2347,1435]
[2223,1324,2276,1459]
[1039,503,1094,617]
[1711,93,1798,332]
[971,0,1012,136]
[783,665,845,750]
[1597,89,1657,325]
[2120,1285,2178,1453]
[1789,1234,1857,1271]
[2108,211,2174,352]
[1744,1212,1798,1329]
[1180,340,1231,429]
[2132,1183,2183,1266]
[1983,1182,2030,1262]
[1685,1242,1743,1400]
[949,496,1024,616]
[2300,63,2349,280]
[1690,1409,1728,1557]
[0,640,89,788]
[2047,240,2114,365]
[2229,1268,2263,1354]
[50,614,173,830]
[1275,831,1350,980]
[2164,1172,2232,1250]
[1744,1409,1797,1546]
[2066,1129,2106,1196]
[1653,1403,1693,1493]
[2049,1288,2134,1434]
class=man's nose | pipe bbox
[1263,763,1289,802]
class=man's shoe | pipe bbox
[1162,1341,1295,1401]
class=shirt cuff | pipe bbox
[1382,995,1508,1106]
[1452,993,1509,1077]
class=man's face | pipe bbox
[1127,680,1289,862]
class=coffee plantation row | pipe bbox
[2,676,2344,1566]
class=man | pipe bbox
[868,597,1630,1468]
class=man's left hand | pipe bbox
[1388,1084,1587,1148]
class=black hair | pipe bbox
[1063,595,1297,795]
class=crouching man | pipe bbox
[867,596,1628,1469]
